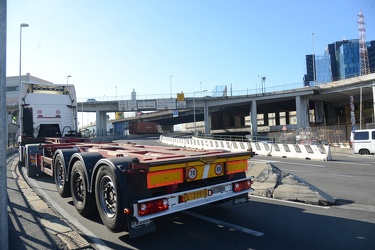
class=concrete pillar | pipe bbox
[95,111,107,136]
[210,113,222,130]
[204,100,210,134]
[372,83,375,123]
[295,96,309,129]
[314,100,324,124]
[250,100,257,136]
[163,124,174,133]
[326,103,336,125]
[264,113,269,126]
[275,112,280,126]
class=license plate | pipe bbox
[210,185,225,194]
[184,189,208,202]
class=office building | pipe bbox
[304,39,375,86]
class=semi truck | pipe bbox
[17,81,255,238]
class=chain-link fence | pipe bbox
[268,124,354,145]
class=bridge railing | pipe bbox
[77,82,306,102]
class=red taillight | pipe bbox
[138,198,169,216]
[233,179,252,192]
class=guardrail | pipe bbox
[159,135,332,161]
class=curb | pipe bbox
[8,154,93,250]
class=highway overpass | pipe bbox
[78,74,375,137]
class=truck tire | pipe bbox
[95,165,126,232]
[54,153,71,197]
[70,161,96,217]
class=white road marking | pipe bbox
[183,211,264,237]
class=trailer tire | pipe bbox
[95,165,126,232]
[71,161,96,217]
[54,154,71,198]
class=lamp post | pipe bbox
[312,32,316,85]
[170,75,172,98]
[258,75,266,94]
[81,101,84,131]
[115,85,117,100]
[67,75,71,84]
[19,23,29,88]
[193,90,207,134]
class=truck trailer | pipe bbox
[17,82,255,238]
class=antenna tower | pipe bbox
[358,10,370,75]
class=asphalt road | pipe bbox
[25,139,375,249]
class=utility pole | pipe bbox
[0,0,9,248]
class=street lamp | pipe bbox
[67,75,71,84]
[19,23,29,88]
[115,86,117,100]
[170,76,172,98]
[81,101,84,131]
[312,32,316,85]
[193,90,207,134]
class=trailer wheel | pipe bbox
[95,165,126,232]
[54,154,71,197]
[71,161,96,217]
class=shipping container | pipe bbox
[129,121,159,134]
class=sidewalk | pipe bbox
[7,153,93,250]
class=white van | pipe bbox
[352,129,375,155]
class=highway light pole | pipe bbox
[170,76,172,98]
[193,90,207,134]
[19,23,29,88]
[312,32,316,85]
[1,2,8,248]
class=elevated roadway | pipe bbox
[78,74,375,136]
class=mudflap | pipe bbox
[127,217,156,239]
[232,192,249,205]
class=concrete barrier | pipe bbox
[270,143,332,161]
[250,142,272,156]
[159,135,332,161]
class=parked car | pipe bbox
[352,129,375,155]
[87,98,97,102]
[300,139,329,146]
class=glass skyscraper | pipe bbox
[304,39,375,86]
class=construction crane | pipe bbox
[358,10,370,76]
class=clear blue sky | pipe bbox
[7,0,375,101]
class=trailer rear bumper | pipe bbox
[131,177,254,223]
